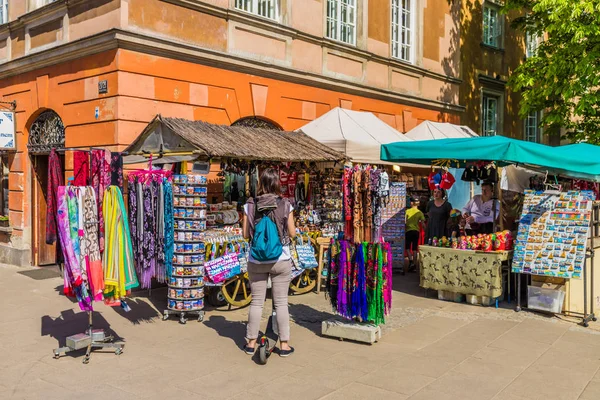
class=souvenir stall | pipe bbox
[124,115,346,323]
[382,136,600,323]
[49,148,135,363]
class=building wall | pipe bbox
[459,0,526,139]
[0,0,463,265]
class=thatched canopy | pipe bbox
[124,115,345,164]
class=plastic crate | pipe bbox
[527,285,565,314]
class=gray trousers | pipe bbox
[246,259,292,342]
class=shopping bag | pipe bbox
[295,236,318,269]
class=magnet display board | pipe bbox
[512,190,595,279]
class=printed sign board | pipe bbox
[0,111,15,150]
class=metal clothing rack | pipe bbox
[515,203,599,327]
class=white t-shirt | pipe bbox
[462,195,500,225]
[244,203,293,264]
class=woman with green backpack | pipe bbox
[243,168,296,357]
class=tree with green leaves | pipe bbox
[504,0,600,143]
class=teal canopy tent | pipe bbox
[381,136,600,182]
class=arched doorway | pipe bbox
[27,110,65,266]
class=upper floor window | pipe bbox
[525,111,540,142]
[29,0,57,12]
[391,0,414,63]
[326,0,356,45]
[482,93,501,136]
[0,0,8,24]
[526,31,540,58]
[235,0,279,20]
[483,2,502,48]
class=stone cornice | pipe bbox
[162,0,462,85]
[0,28,465,113]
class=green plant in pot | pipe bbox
[0,215,8,227]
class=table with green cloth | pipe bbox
[418,245,512,298]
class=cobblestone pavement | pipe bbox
[2,263,600,399]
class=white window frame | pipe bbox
[483,2,502,48]
[482,92,501,136]
[326,0,357,46]
[525,111,541,142]
[391,0,415,63]
[0,0,7,24]
[234,0,280,20]
[526,31,540,58]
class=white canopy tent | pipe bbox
[298,107,411,164]
[405,120,478,140]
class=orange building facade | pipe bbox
[0,0,463,266]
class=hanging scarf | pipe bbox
[337,240,350,318]
[383,242,393,315]
[110,152,124,190]
[370,169,383,241]
[367,244,385,325]
[137,180,157,288]
[163,179,174,279]
[57,186,92,311]
[363,169,373,243]
[343,168,353,239]
[82,187,103,301]
[103,186,139,304]
[46,149,63,245]
[91,149,110,253]
[127,178,139,267]
[73,151,89,186]
[352,167,363,244]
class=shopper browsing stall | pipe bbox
[462,182,500,235]
[425,188,453,243]
[405,196,424,272]
[242,168,295,358]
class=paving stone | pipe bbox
[322,382,408,400]
[249,375,334,400]
[358,367,435,396]
[388,354,457,378]
[452,356,523,379]
[501,319,570,345]
[580,381,600,400]
[288,361,366,390]
[422,370,512,400]
[499,376,581,400]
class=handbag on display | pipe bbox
[439,171,456,190]
[295,235,318,269]
[479,163,498,183]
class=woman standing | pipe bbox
[425,188,452,243]
[242,168,295,357]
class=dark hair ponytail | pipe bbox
[258,168,280,195]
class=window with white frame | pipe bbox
[326,0,356,45]
[0,0,8,24]
[482,93,500,136]
[483,2,502,48]
[526,31,540,58]
[235,0,279,20]
[391,0,414,62]
[525,111,540,142]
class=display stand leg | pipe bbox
[163,309,205,324]
[53,311,125,364]
[516,273,522,312]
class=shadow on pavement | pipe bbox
[110,298,160,324]
[203,315,247,349]
[288,303,339,336]
[41,309,124,358]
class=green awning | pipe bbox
[381,136,600,181]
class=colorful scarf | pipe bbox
[384,242,393,314]
[163,179,174,279]
[363,169,373,243]
[73,151,89,186]
[343,167,353,240]
[46,149,63,245]
[103,186,139,304]
[78,187,104,301]
[127,178,139,266]
[91,149,111,253]
[337,240,350,318]
[57,186,92,311]
[110,152,123,190]
[352,167,363,244]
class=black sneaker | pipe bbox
[243,345,255,355]
[279,347,295,357]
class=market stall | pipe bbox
[124,115,346,323]
[381,136,600,324]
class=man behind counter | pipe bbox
[462,182,500,235]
